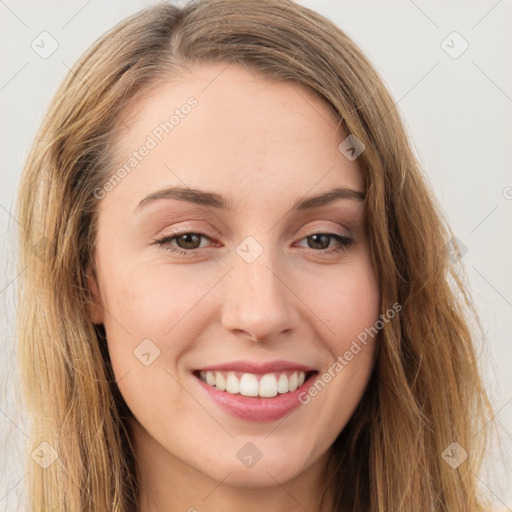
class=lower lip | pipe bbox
[194,372,318,423]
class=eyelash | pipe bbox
[152,230,354,257]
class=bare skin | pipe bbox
[89,62,380,512]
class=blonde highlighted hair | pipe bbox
[16,0,493,510]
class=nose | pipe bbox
[220,245,300,343]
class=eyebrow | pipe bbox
[136,185,365,212]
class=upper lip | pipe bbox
[195,359,317,374]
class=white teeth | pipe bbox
[289,371,298,392]
[239,373,259,397]
[225,372,240,394]
[199,370,308,397]
[215,372,226,391]
[277,373,289,393]
[259,373,278,397]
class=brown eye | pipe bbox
[174,233,203,250]
[297,233,354,253]
[154,231,213,256]
[306,234,331,250]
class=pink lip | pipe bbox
[196,359,317,374]
[193,369,319,423]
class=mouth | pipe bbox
[191,360,320,422]
[193,368,318,398]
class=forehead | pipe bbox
[104,62,364,211]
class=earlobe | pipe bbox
[86,267,105,325]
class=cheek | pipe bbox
[102,259,220,339]
[298,256,380,428]
[100,265,200,426]
[338,267,380,343]
[98,260,224,404]
[306,257,380,352]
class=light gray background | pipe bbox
[1,0,511,510]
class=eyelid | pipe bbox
[156,223,217,239]
[300,224,352,239]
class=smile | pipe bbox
[192,360,319,422]
[196,369,314,398]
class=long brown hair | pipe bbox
[16,0,493,510]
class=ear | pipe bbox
[86,266,105,325]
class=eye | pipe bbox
[153,231,213,257]
[153,230,354,257]
[295,233,354,254]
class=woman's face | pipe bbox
[89,62,380,492]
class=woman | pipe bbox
[16,0,494,510]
